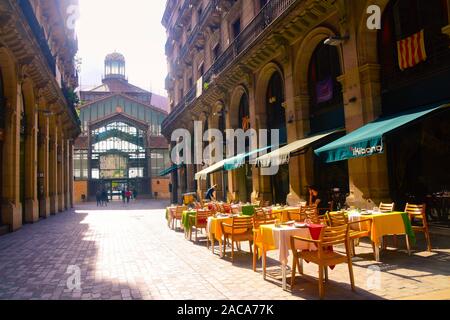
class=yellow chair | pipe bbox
[328,212,374,259]
[191,209,213,242]
[172,206,187,230]
[406,203,432,252]
[287,208,305,222]
[290,224,355,299]
[221,216,254,263]
[379,202,395,213]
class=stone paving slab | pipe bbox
[0,200,449,300]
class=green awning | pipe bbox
[223,146,272,171]
[159,164,182,177]
[315,103,449,163]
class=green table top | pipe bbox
[181,210,197,231]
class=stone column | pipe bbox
[57,130,65,212]
[253,105,272,204]
[24,103,39,223]
[283,56,304,204]
[339,25,391,206]
[64,139,70,210]
[38,116,50,218]
[68,140,74,208]
[293,94,314,200]
[49,123,59,215]
[1,83,22,231]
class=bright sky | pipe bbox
[75,0,168,96]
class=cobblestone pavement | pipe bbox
[0,200,449,300]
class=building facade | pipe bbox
[162,0,450,225]
[74,53,171,202]
[0,0,81,234]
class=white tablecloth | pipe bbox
[272,227,317,265]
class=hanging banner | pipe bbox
[196,76,203,98]
[316,76,334,104]
[397,29,427,71]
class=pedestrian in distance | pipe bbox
[121,189,126,204]
[126,189,131,204]
[102,189,109,207]
[96,190,102,207]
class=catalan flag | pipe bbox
[397,29,427,71]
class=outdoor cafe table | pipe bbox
[182,210,197,238]
[256,224,324,291]
[207,215,241,256]
[340,211,416,261]
[271,206,302,222]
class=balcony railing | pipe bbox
[18,0,56,76]
[178,0,219,62]
[163,0,297,130]
[62,82,81,126]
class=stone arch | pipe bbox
[254,61,285,131]
[229,84,249,129]
[0,48,18,112]
[293,26,340,99]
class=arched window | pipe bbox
[266,72,286,144]
[308,43,344,134]
[238,93,249,130]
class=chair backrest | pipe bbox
[196,209,212,224]
[232,216,254,232]
[304,206,321,224]
[222,203,231,213]
[328,212,348,227]
[405,203,426,219]
[254,208,265,219]
[217,203,225,213]
[379,202,395,213]
[175,206,188,218]
[263,208,278,221]
[288,208,304,222]
[319,224,349,248]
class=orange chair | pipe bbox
[379,202,395,213]
[287,208,305,222]
[328,212,374,259]
[190,209,213,242]
[172,206,187,230]
[290,224,355,299]
[221,216,254,263]
[406,203,432,252]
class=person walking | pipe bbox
[126,189,131,204]
[96,190,102,207]
[101,189,109,207]
[121,189,126,204]
[133,189,138,201]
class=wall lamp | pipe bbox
[324,35,350,46]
